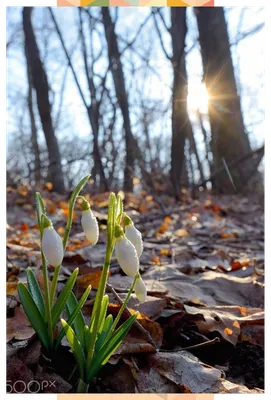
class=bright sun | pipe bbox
[187,81,209,114]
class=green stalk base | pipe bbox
[77,379,89,393]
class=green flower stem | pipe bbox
[86,194,117,371]
[110,274,138,335]
[77,379,89,393]
[49,264,61,306]
[86,243,113,371]
[36,197,53,348]
[41,253,54,348]
[50,174,91,305]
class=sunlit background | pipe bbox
[6,6,264,186]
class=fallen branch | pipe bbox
[196,145,264,189]
[159,337,220,352]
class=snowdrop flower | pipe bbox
[134,275,147,303]
[115,225,139,277]
[124,214,143,258]
[81,198,99,245]
[41,215,63,267]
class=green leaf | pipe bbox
[98,295,109,335]
[95,314,113,353]
[84,325,92,355]
[61,319,86,380]
[66,290,87,342]
[116,194,123,224]
[107,193,116,245]
[26,268,46,319]
[55,286,90,349]
[17,283,50,351]
[51,268,79,327]
[222,158,237,192]
[88,313,138,380]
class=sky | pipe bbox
[6,6,264,178]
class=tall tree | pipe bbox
[153,8,194,199]
[22,7,65,193]
[195,7,252,192]
[101,8,135,192]
[25,42,41,186]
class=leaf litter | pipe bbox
[6,185,264,393]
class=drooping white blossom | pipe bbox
[125,224,143,258]
[115,236,139,277]
[81,209,99,245]
[134,276,147,303]
[42,226,64,267]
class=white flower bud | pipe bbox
[134,276,147,303]
[125,224,143,258]
[115,236,139,277]
[81,209,99,245]
[42,226,64,267]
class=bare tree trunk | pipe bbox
[101,8,134,192]
[196,109,212,173]
[25,45,41,186]
[170,8,191,199]
[195,7,253,193]
[187,127,206,187]
[22,7,65,193]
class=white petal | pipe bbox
[42,226,64,267]
[134,276,147,303]
[125,225,143,258]
[81,209,99,245]
[115,237,139,276]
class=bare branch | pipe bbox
[152,10,172,61]
[48,7,89,110]
[231,23,264,46]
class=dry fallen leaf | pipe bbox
[77,270,110,290]
[175,229,189,237]
[183,305,264,345]
[139,351,222,393]
[7,306,35,342]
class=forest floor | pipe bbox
[6,183,264,394]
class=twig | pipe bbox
[196,145,264,189]
[106,283,157,350]
[159,337,220,352]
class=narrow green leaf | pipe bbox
[66,290,86,342]
[51,268,79,327]
[107,193,116,245]
[17,283,50,351]
[116,194,123,224]
[98,295,109,335]
[95,314,113,353]
[84,325,92,355]
[222,158,237,192]
[88,313,138,380]
[61,319,86,380]
[55,286,90,349]
[26,268,46,319]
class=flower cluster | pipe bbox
[115,213,146,303]
[41,197,146,304]
[18,178,147,393]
